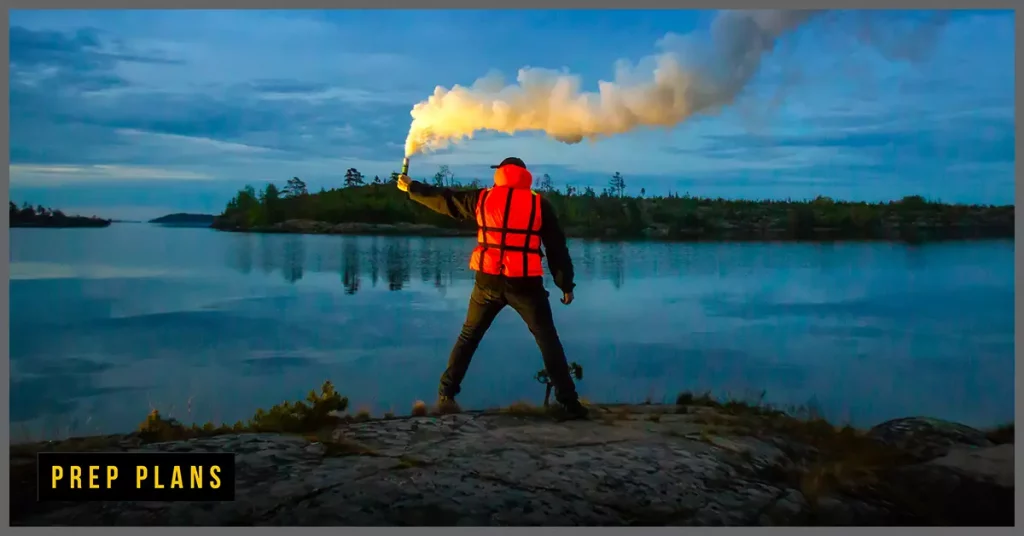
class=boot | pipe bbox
[436,395,461,415]
[556,398,589,420]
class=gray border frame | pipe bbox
[2,2,1020,532]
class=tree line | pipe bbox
[213,167,1014,242]
[9,201,111,228]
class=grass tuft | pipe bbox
[135,380,350,443]
[503,401,550,417]
[676,392,694,406]
[673,388,918,507]
[411,400,428,417]
[353,408,372,423]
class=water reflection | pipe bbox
[283,236,305,284]
[342,239,359,295]
[369,237,380,288]
[232,234,254,275]
[224,235,1019,304]
[580,240,595,279]
[601,242,626,289]
[8,225,1016,438]
[230,234,636,294]
[386,239,412,291]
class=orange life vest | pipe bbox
[469,165,544,278]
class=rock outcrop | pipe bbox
[866,416,996,460]
[11,404,1014,526]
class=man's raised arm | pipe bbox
[399,175,481,222]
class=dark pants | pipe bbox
[439,277,579,404]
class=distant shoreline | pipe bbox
[10,201,112,228]
[212,182,1015,245]
[149,213,217,225]
[10,219,111,229]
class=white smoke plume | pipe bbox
[404,9,824,157]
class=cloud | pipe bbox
[9,24,182,71]
[9,14,420,177]
[246,79,332,94]
[10,164,212,185]
[7,9,1016,210]
[691,114,1014,165]
[114,129,275,155]
[8,24,183,106]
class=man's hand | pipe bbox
[396,174,412,192]
[560,291,574,305]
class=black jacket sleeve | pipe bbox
[405,181,481,221]
[407,182,575,292]
[538,198,576,294]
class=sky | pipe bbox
[8,9,1016,220]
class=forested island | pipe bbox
[9,201,111,228]
[149,213,217,226]
[210,170,1014,242]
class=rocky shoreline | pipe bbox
[11,403,1014,526]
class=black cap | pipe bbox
[490,157,527,169]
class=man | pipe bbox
[397,157,588,419]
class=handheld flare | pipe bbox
[401,157,410,177]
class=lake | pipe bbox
[9,224,1015,440]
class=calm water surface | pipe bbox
[9,224,1015,440]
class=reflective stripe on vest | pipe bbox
[469,186,544,277]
